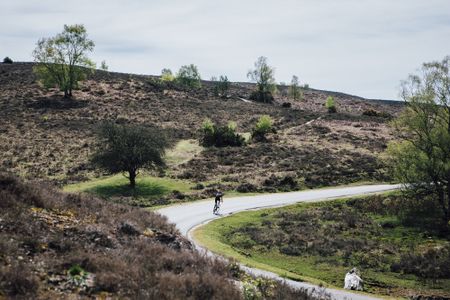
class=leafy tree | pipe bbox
[247,56,276,103]
[32,24,95,98]
[91,123,168,188]
[326,96,337,113]
[387,56,450,230]
[200,119,245,147]
[288,75,302,101]
[176,64,201,88]
[252,115,274,141]
[213,75,230,98]
[161,68,174,82]
[3,57,13,64]
[100,60,108,71]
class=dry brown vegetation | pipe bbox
[0,173,323,299]
[0,62,403,194]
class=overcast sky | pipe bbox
[1,0,450,100]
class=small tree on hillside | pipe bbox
[176,64,201,88]
[213,75,230,98]
[161,68,174,82]
[91,123,168,188]
[387,56,450,230]
[32,24,95,99]
[100,60,108,71]
[247,56,276,103]
[326,96,337,113]
[288,75,302,101]
[252,115,274,142]
[3,57,13,64]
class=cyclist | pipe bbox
[213,190,223,214]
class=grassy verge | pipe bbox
[193,194,450,298]
[64,174,195,206]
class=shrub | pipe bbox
[201,118,215,146]
[362,108,379,117]
[325,96,336,113]
[176,64,201,88]
[236,183,258,193]
[393,245,450,279]
[2,56,13,64]
[362,109,392,119]
[252,115,274,142]
[249,90,274,103]
[67,265,89,287]
[213,75,230,98]
[0,264,39,297]
[200,119,245,147]
[161,68,174,82]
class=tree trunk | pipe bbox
[129,170,136,188]
[445,187,450,230]
[437,185,450,230]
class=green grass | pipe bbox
[64,174,194,201]
[165,139,203,167]
[194,195,450,298]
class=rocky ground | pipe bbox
[0,62,404,193]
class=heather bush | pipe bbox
[249,90,274,103]
[200,119,245,147]
[392,245,450,279]
[0,264,39,297]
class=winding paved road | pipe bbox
[157,184,401,300]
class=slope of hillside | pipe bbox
[0,172,239,298]
[0,62,403,196]
[0,173,324,299]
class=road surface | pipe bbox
[157,184,401,300]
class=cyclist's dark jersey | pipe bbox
[215,193,223,204]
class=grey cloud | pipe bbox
[1,0,450,99]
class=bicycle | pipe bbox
[213,201,221,215]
